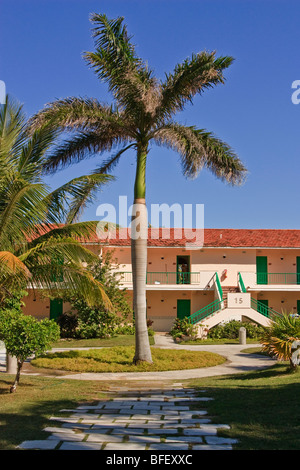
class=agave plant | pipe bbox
[260,313,300,370]
[29,14,247,363]
[0,95,114,308]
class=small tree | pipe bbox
[59,251,132,339]
[260,313,300,371]
[0,309,60,392]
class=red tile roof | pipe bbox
[92,228,300,248]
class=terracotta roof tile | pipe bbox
[93,228,300,248]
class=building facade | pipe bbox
[23,228,300,333]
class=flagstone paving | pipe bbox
[18,384,238,450]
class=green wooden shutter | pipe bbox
[297,258,300,285]
[256,256,268,284]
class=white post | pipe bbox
[6,353,18,374]
[239,327,247,345]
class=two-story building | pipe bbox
[23,228,300,333]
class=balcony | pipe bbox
[240,272,300,291]
[117,271,215,290]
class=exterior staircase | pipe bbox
[187,272,282,335]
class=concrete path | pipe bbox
[18,384,238,450]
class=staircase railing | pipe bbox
[251,298,282,320]
[215,272,223,300]
[188,272,225,324]
[188,299,224,325]
[238,272,247,293]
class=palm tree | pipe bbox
[0,94,114,308]
[29,14,247,363]
[260,313,300,371]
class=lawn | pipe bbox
[51,334,155,349]
[187,362,300,450]
[1,360,300,450]
[30,347,226,373]
[0,374,112,450]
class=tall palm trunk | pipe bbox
[131,143,152,363]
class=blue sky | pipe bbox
[1,0,300,229]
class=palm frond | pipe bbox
[156,52,233,123]
[41,127,131,174]
[0,179,49,250]
[0,95,27,175]
[92,143,136,175]
[154,123,247,185]
[84,14,159,121]
[28,97,126,133]
[43,172,114,224]
[19,237,111,308]
[0,251,31,300]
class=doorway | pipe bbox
[177,299,191,320]
[50,298,63,320]
[177,255,190,284]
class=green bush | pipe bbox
[170,318,197,339]
[208,320,264,340]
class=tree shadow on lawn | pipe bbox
[190,365,300,450]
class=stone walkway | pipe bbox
[18,384,238,451]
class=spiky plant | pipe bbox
[260,313,300,370]
[29,14,247,363]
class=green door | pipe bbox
[177,299,191,320]
[256,256,268,284]
[297,258,300,285]
[50,299,63,320]
[257,299,268,316]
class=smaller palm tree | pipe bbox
[260,313,300,371]
[0,95,114,307]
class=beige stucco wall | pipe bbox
[251,290,300,315]
[146,290,215,332]
[256,248,299,273]
[22,290,71,320]
[22,290,50,319]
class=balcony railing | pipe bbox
[117,271,201,285]
[240,271,300,287]
[257,273,300,285]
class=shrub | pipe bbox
[170,318,198,339]
[208,320,264,340]
[260,313,300,370]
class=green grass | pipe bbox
[31,347,226,373]
[1,356,300,449]
[51,334,154,349]
[0,375,112,450]
[187,363,300,450]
